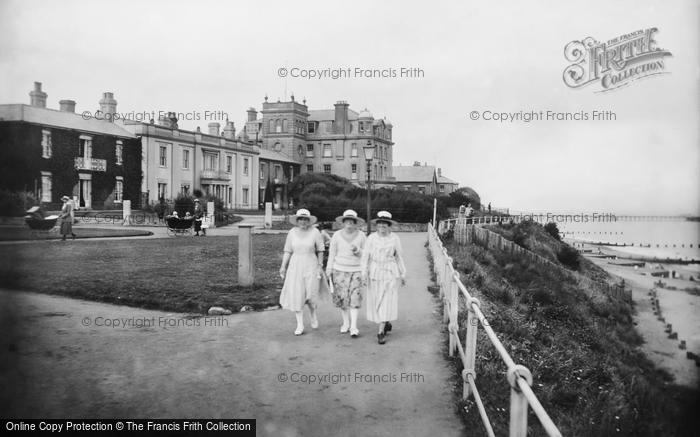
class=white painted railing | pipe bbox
[427,223,562,437]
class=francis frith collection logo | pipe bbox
[563,28,672,92]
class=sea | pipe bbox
[557,218,699,262]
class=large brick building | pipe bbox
[241,96,395,186]
[0,82,142,209]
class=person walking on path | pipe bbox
[361,211,406,344]
[279,209,329,335]
[326,209,366,337]
[193,198,206,236]
[58,196,76,241]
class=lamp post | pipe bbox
[363,140,375,235]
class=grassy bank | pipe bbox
[441,221,698,436]
[0,235,286,313]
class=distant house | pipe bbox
[0,82,142,209]
[437,168,459,195]
[392,162,439,195]
[256,148,301,210]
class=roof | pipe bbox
[0,104,136,138]
[257,147,298,164]
[437,175,459,185]
[392,165,437,183]
[308,108,359,122]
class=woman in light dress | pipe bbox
[361,211,406,344]
[59,195,76,241]
[279,209,328,335]
[325,209,366,338]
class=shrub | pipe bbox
[0,189,38,217]
[557,245,581,270]
[544,222,561,241]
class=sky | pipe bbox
[1,0,697,215]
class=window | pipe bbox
[260,163,266,179]
[323,144,332,157]
[243,158,249,175]
[158,183,167,200]
[404,185,411,190]
[226,156,232,173]
[335,143,344,158]
[274,165,281,179]
[41,130,52,158]
[181,184,190,195]
[439,184,445,193]
[306,164,313,173]
[242,188,249,205]
[323,164,331,174]
[418,185,426,194]
[307,122,315,133]
[41,171,52,202]
[159,146,167,167]
[115,140,123,165]
[289,166,294,182]
[227,187,232,205]
[282,119,287,132]
[182,149,189,169]
[351,143,358,157]
[275,119,282,133]
[115,177,123,203]
[204,152,217,170]
[269,120,274,133]
[306,144,314,157]
[79,136,92,159]
[351,164,357,179]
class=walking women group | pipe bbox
[279,208,406,344]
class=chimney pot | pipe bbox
[59,100,76,113]
[29,81,48,108]
[208,122,221,136]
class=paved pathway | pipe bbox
[0,233,465,436]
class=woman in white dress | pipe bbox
[361,211,406,344]
[326,209,366,337]
[279,209,327,335]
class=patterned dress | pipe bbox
[361,232,406,322]
[328,230,366,309]
[279,227,327,311]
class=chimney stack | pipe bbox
[223,120,235,139]
[247,107,257,122]
[59,100,76,113]
[208,122,221,136]
[29,82,47,108]
[99,92,117,121]
[333,100,349,134]
[438,168,442,177]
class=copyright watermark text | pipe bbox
[81,316,229,329]
[277,371,425,384]
[277,66,424,80]
[468,110,616,122]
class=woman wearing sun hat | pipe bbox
[326,209,367,337]
[279,208,328,335]
[361,211,406,344]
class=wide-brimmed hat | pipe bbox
[335,209,365,225]
[289,208,318,225]
[194,198,200,202]
[61,196,70,202]
[370,210,398,227]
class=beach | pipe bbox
[578,242,700,388]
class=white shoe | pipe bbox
[340,324,349,334]
[310,314,319,329]
[350,328,359,338]
[294,326,304,336]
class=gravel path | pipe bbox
[0,233,465,436]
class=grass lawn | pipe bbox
[0,226,153,241]
[0,234,286,313]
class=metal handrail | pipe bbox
[427,222,562,437]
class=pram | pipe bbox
[24,206,59,238]
[165,214,195,236]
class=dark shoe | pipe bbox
[72,233,76,240]
[384,322,392,334]
[377,333,386,344]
